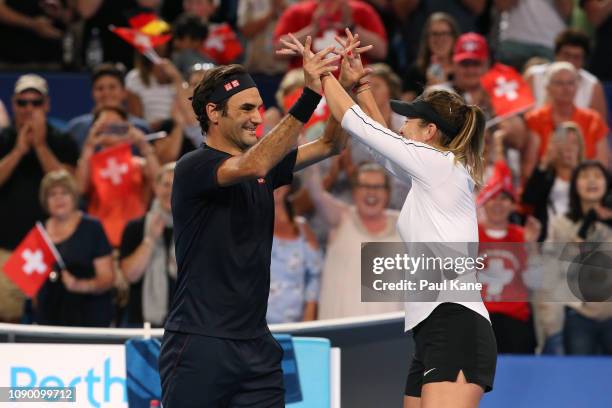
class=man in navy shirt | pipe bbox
[160,40,345,407]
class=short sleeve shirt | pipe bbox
[36,215,113,327]
[165,144,298,339]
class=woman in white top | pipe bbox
[126,54,181,129]
[281,31,496,408]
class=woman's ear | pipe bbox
[424,123,439,143]
[206,103,219,125]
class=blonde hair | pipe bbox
[420,89,486,186]
[275,68,305,111]
[39,169,79,213]
[552,121,585,162]
[156,161,176,183]
[369,63,402,99]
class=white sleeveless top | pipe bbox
[527,63,597,109]
[318,207,403,319]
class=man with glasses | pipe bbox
[0,74,79,323]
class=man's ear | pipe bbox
[206,103,219,125]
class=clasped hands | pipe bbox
[276,28,374,96]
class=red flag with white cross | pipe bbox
[201,23,243,65]
[481,63,534,117]
[283,88,330,131]
[90,143,134,198]
[2,223,62,297]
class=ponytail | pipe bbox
[446,105,486,186]
[419,89,486,186]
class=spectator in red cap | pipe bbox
[477,160,541,354]
[432,32,537,181]
[432,33,492,114]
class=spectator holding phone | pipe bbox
[76,106,159,247]
[522,122,585,241]
[66,63,150,150]
[36,170,115,327]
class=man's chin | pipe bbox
[242,132,259,145]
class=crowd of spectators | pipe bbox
[0,0,611,357]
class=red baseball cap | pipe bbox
[453,33,489,63]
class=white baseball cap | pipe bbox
[14,74,48,96]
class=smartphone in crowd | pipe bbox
[99,123,129,136]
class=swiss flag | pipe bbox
[91,143,134,197]
[88,143,145,246]
[202,23,243,65]
[481,63,534,117]
[2,223,60,297]
[283,88,330,131]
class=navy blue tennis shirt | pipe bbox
[165,144,298,339]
